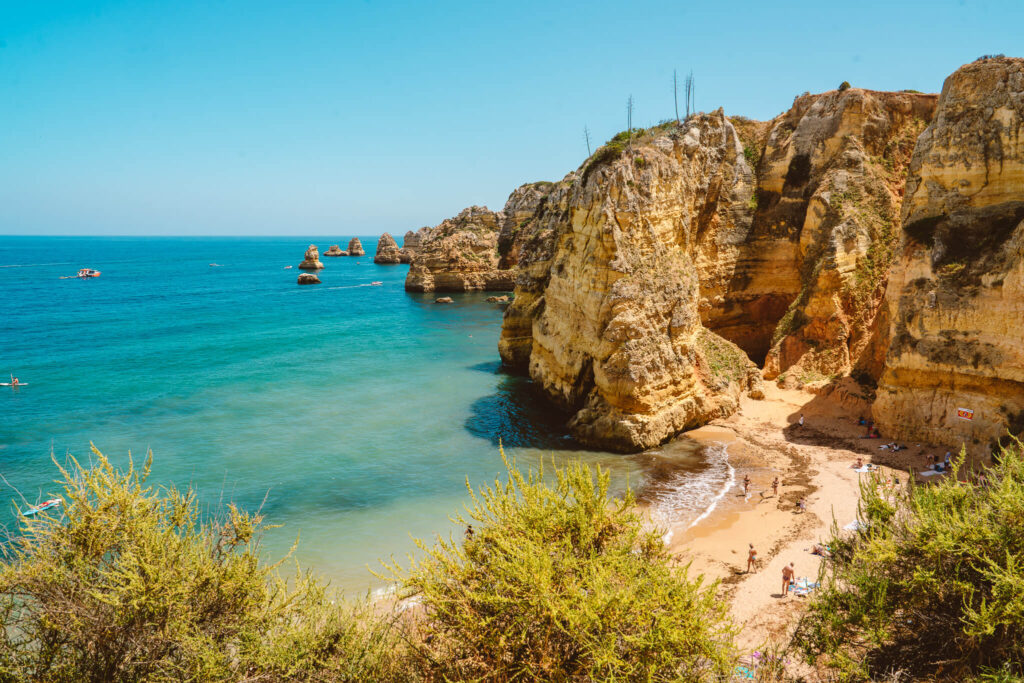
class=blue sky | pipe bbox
[1,0,1021,235]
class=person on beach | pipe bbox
[854,457,864,469]
[781,562,795,597]
[743,475,750,495]
[464,524,474,541]
[771,477,779,497]
[747,544,758,573]
[796,498,806,514]
[798,414,804,429]
[944,451,952,471]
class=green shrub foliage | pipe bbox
[796,442,1024,681]
[383,448,738,681]
[0,447,405,682]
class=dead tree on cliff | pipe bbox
[626,95,634,151]
[584,126,592,157]
[673,69,680,124]
[685,70,695,118]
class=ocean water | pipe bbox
[0,237,726,591]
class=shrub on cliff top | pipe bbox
[382,448,738,682]
[0,447,406,682]
[795,441,1024,681]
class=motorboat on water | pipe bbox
[77,268,101,278]
[22,498,61,517]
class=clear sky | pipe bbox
[2,0,1021,236]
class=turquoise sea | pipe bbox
[0,237,715,592]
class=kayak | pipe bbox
[23,499,61,517]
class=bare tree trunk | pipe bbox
[685,71,694,119]
[584,126,591,157]
[627,95,633,152]
[673,69,679,125]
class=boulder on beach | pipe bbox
[297,273,321,285]
[374,232,403,264]
[347,238,366,256]
[435,296,454,304]
[324,244,347,257]
[298,244,324,270]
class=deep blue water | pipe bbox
[1,237,696,590]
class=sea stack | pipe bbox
[347,238,366,256]
[374,232,402,264]
[324,244,347,257]
[298,244,324,270]
[297,273,321,285]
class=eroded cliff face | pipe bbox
[711,90,936,383]
[500,113,763,451]
[875,57,1024,454]
[374,232,403,264]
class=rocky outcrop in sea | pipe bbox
[374,232,403,264]
[298,244,324,270]
[324,245,347,257]
[297,272,321,285]
[347,238,366,256]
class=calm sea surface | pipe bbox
[0,237,715,591]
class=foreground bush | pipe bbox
[383,448,738,682]
[796,442,1024,681]
[0,447,405,682]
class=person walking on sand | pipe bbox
[798,413,805,429]
[743,474,750,495]
[781,562,795,597]
[772,477,779,497]
[747,544,758,573]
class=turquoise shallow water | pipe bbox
[0,237,718,591]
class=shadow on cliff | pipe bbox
[464,364,583,451]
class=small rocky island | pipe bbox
[297,244,324,270]
[347,238,366,256]
[323,244,347,257]
[297,272,320,285]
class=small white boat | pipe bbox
[77,268,101,278]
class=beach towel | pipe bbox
[793,577,820,597]
[843,520,866,531]
[853,465,877,473]
[919,469,946,477]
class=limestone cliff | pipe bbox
[500,114,763,451]
[875,57,1024,454]
[374,232,403,264]
[718,89,937,382]
[347,238,366,257]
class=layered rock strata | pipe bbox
[404,207,514,292]
[500,113,763,451]
[874,57,1024,454]
[298,244,324,270]
[374,232,403,264]
[324,245,347,257]
[347,238,366,256]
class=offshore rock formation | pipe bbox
[297,272,320,285]
[374,232,403,264]
[298,244,324,270]
[347,238,366,257]
[324,245,347,257]
[405,207,513,292]
[874,57,1024,454]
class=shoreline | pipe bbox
[647,379,957,652]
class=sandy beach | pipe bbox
[654,379,963,653]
